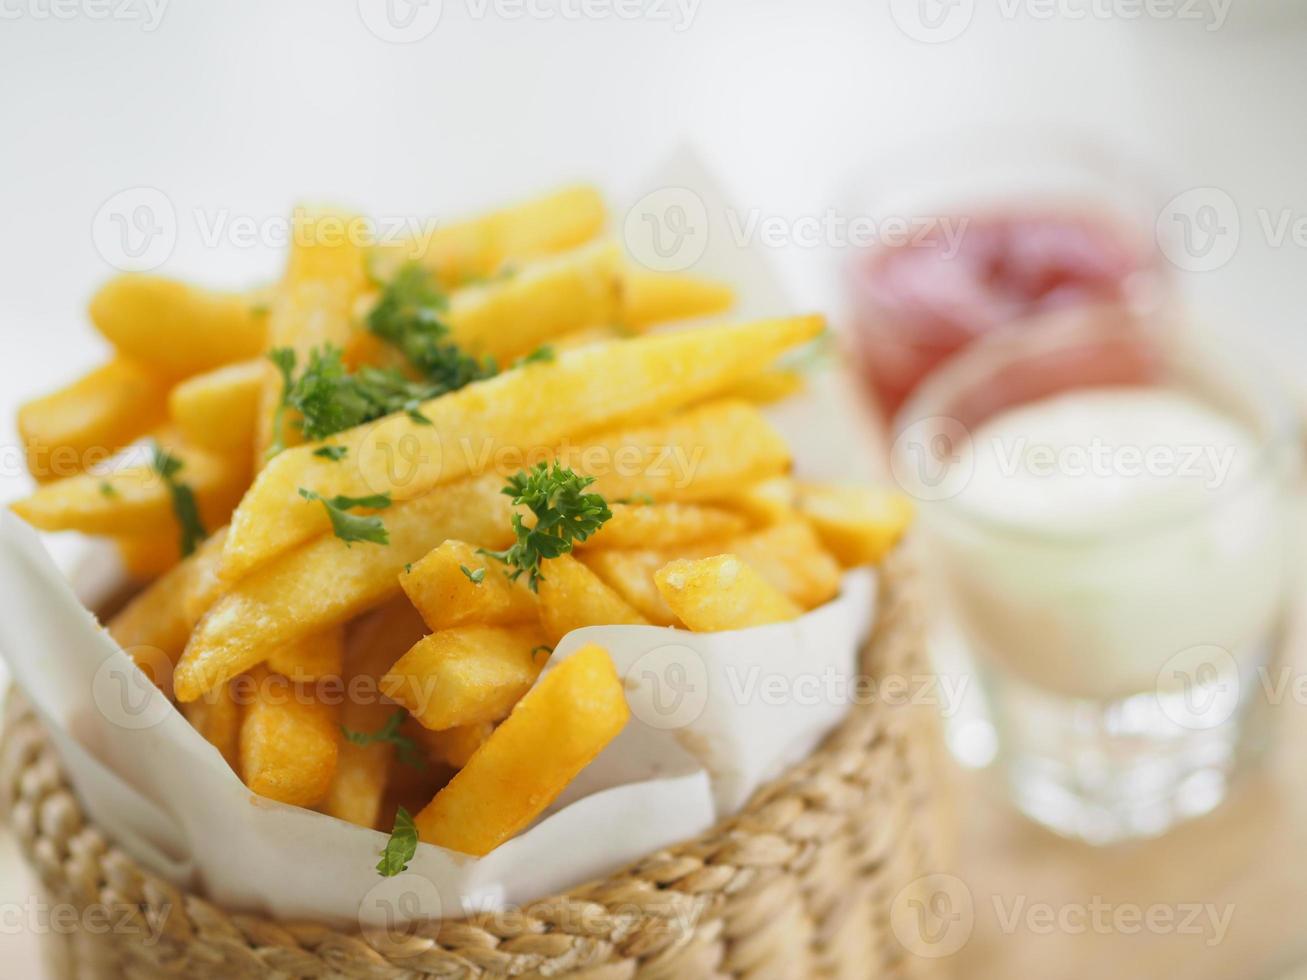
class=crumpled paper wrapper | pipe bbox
[0,151,882,927]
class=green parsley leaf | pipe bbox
[481,462,612,592]
[377,806,419,877]
[151,444,206,558]
[314,445,348,461]
[513,345,555,368]
[298,488,391,546]
[342,710,425,770]
[531,645,554,659]
[613,493,655,506]
[459,564,486,584]
[98,481,118,499]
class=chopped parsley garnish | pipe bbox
[481,462,612,592]
[151,444,206,558]
[342,710,425,770]
[314,445,348,461]
[377,806,419,877]
[298,488,391,546]
[98,480,118,498]
[613,493,655,506]
[513,345,555,368]
[460,564,486,584]
[366,263,497,392]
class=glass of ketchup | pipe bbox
[844,131,1175,421]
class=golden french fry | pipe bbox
[169,360,265,456]
[11,445,249,538]
[88,276,268,378]
[180,679,243,772]
[721,368,805,406]
[445,241,622,363]
[415,722,494,769]
[221,316,822,582]
[400,540,536,631]
[114,533,182,580]
[237,666,340,807]
[108,528,229,663]
[344,597,430,677]
[174,473,514,701]
[796,483,915,567]
[18,359,169,482]
[375,185,606,287]
[578,549,678,626]
[620,268,734,330]
[415,643,628,856]
[380,625,549,731]
[721,475,799,527]
[725,520,842,610]
[655,554,802,631]
[267,627,345,682]
[536,553,648,646]
[578,502,748,551]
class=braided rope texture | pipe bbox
[0,549,951,979]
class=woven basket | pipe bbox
[0,547,951,980]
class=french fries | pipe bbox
[381,624,549,731]
[535,554,648,645]
[88,275,268,378]
[237,666,340,808]
[18,358,169,482]
[577,501,748,551]
[400,540,536,631]
[180,680,243,772]
[266,627,346,682]
[796,483,915,567]
[169,360,265,456]
[655,555,803,631]
[415,643,628,856]
[221,316,821,582]
[621,268,734,330]
[579,549,679,626]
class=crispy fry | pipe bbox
[577,502,748,551]
[174,473,514,701]
[11,445,248,538]
[380,625,549,731]
[721,475,799,527]
[655,554,802,631]
[722,368,805,406]
[725,520,842,610]
[415,643,628,856]
[267,627,346,682]
[169,360,265,456]
[578,549,678,626]
[88,276,268,378]
[415,722,495,769]
[620,268,734,330]
[344,597,430,676]
[18,358,168,482]
[180,679,243,772]
[445,241,623,363]
[536,553,648,646]
[796,483,915,567]
[237,666,340,807]
[114,533,182,580]
[375,185,606,287]
[221,316,821,581]
[400,540,536,631]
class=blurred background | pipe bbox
[2,2,1307,977]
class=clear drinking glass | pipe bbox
[892,310,1301,844]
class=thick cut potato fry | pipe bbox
[180,680,243,771]
[380,625,549,731]
[221,316,822,581]
[237,666,340,807]
[11,445,249,538]
[88,276,268,378]
[169,360,265,456]
[579,549,678,626]
[577,502,748,551]
[175,473,513,701]
[655,555,802,631]
[445,242,622,363]
[18,359,168,482]
[415,643,628,856]
[621,269,734,330]
[375,185,606,287]
[267,627,345,682]
[722,475,799,527]
[415,722,495,769]
[725,521,842,610]
[536,554,649,646]
[115,533,183,580]
[796,483,915,567]
[722,369,805,406]
[345,597,429,677]
[400,540,536,632]
[108,529,229,663]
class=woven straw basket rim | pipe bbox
[0,547,948,979]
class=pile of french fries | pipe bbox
[11,186,913,866]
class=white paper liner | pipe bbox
[0,150,882,927]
